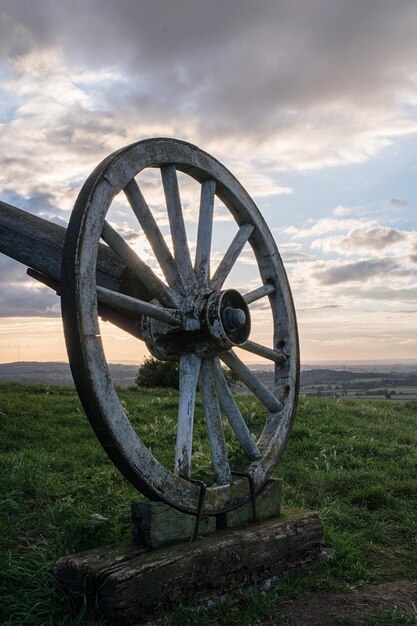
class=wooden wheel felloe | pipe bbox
[61,138,299,515]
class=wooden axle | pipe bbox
[0,200,152,302]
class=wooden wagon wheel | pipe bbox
[61,138,299,516]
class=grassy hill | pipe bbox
[1,384,417,625]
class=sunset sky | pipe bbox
[0,0,416,365]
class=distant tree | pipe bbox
[136,357,179,389]
[135,357,238,390]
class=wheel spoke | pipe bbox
[220,350,283,413]
[244,283,275,304]
[101,221,179,308]
[124,179,185,294]
[174,354,202,478]
[194,179,216,286]
[213,360,261,461]
[96,286,181,326]
[161,165,196,288]
[199,359,231,485]
[59,136,299,516]
[239,340,287,364]
[211,223,255,290]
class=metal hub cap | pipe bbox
[141,288,251,359]
[206,289,251,350]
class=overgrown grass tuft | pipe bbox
[1,384,417,624]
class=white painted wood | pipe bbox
[213,360,261,460]
[124,179,185,294]
[161,165,196,289]
[220,350,283,413]
[174,354,202,478]
[244,283,275,304]
[239,340,287,364]
[59,137,299,515]
[210,223,255,290]
[101,221,179,308]
[194,179,216,286]
[96,286,181,326]
[199,359,231,485]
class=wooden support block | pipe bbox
[216,478,282,530]
[132,479,282,547]
[54,508,325,624]
[131,500,216,548]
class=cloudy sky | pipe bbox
[0,0,416,365]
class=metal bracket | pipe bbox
[185,478,207,541]
[231,471,258,524]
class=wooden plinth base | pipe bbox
[54,508,325,624]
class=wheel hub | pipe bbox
[142,288,251,360]
[205,289,251,350]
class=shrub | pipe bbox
[135,357,179,389]
[135,356,238,389]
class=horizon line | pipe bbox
[1,358,417,366]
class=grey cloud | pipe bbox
[0,255,60,316]
[1,189,69,226]
[313,257,402,285]
[3,188,56,216]
[2,0,417,142]
[339,226,406,252]
[0,284,60,317]
[388,198,407,209]
[0,254,30,284]
[43,109,118,154]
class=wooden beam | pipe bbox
[54,508,325,623]
[0,200,152,301]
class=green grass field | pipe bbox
[1,383,417,625]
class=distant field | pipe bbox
[349,394,417,401]
[301,384,417,401]
[389,386,417,394]
[1,384,417,625]
[346,387,417,400]
[350,378,384,384]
